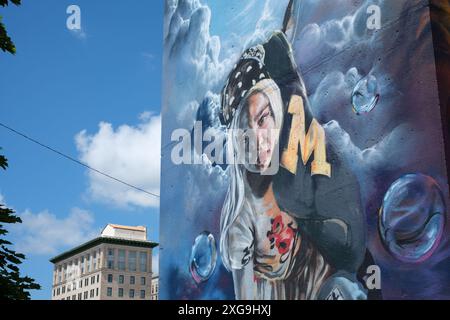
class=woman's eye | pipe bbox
[258,110,271,127]
[258,116,266,126]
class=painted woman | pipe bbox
[218,0,369,300]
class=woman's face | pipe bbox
[247,92,277,172]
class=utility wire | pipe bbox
[0,122,160,198]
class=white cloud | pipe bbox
[323,120,419,198]
[76,113,161,209]
[141,53,157,70]
[141,52,155,60]
[245,0,290,48]
[10,208,98,255]
[139,111,153,121]
[164,0,235,118]
[69,28,87,40]
[230,0,258,23]
[324,120,413,170]
[291,1,382,60]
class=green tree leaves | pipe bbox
[0,0,21,55]
[0,1,22,6]
[0,150,41,300]
[0,4,42,298]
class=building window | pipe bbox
[152,281,159,296]
[96,288,99,297]
[93,251,97,270]
[87,254,91,272]
[90,289,94,298]
[107,287,113,297]
[78,293,82,300]
[107,274,113,283]
[96,274,99,283]
[91,276,95,284]
[62,286,66,294]
[140,252,147,272]
[80,256,84,274]
[107,248,115,269]
[140,290,145,299]
[68,261,73,280]
[130,276,135,285]
[141,277,146,286]
[57,288,60,295]
[128,251,137,272]
[79,280,83,288]
[84,291,88,300]
[118,288,124,297]
[57,265,62,283]
[129,289,135,298]
[118,249,126,271]
[72,295,76,300]
[119,275,124,284]
[85,278,88,286]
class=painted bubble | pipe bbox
[351,74,380,115]
[189,231,217,283]
[379,174,446,263]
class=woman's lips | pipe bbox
[258,148,272,168]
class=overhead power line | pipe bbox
[0,122,160,199]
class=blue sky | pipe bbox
[0,0,163,299]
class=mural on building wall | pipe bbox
[161,0,450,300]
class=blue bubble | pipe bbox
[379,174,446,263]
[189,231,217,283]
[351,74,380,115]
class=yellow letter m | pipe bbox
[280,95,331,177]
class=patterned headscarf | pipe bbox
[220,44,276,127]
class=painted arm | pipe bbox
[231,260,255,300]
[282,0,302,44]
[310,142,367,273]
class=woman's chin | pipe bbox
[258,152,273,171]
[257,162,272,174]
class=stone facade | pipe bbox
[50,224,158,300]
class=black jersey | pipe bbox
[263,31,367,273]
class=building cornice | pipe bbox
[50,236,158,264]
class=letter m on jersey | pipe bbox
[281,95,331,177]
